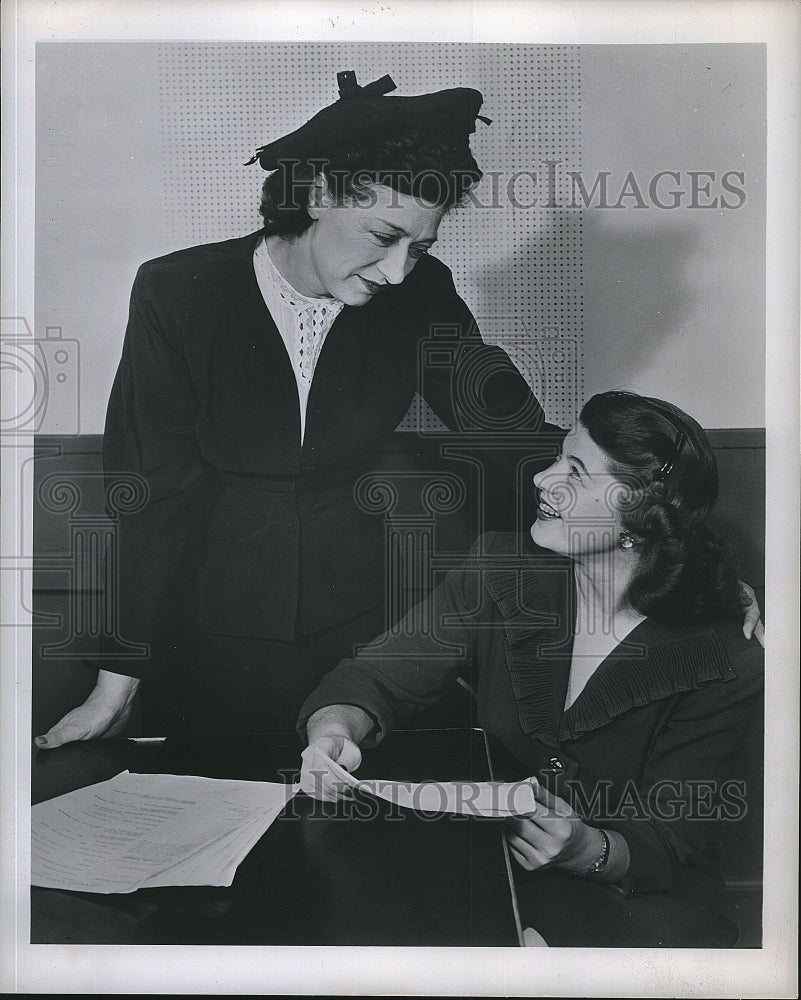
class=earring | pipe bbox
[618,531,635,550]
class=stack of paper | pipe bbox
[32,770,299,894]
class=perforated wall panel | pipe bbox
[159,43,583,426]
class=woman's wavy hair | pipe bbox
[259,131,482,237]
[579,390,744,624]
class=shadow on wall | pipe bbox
[581,210,701,392]
[463,208,701,428]
[468,209,584,427]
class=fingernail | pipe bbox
[35,736,48,746]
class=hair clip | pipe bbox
[655,430,687,481]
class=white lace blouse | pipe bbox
[253,237,344,443]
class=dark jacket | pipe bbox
[298,531,764,894]
[102,233,548,677]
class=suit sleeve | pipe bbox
[410,260,564,529]
[603,645,764,893]
[296,543,490,743]
[99,262,212,679]
[413,259,559,437]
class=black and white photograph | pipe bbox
[1,1,798,995]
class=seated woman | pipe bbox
[297,390,764,948]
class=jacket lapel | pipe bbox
[559,622,737,741]
[300,304,371,463]
[485,546,737,746]
[485,553,575,748]
[238,236,304,458]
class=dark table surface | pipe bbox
[31,728,523,946]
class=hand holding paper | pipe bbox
[302,735,362,800]
[301,741,538,817]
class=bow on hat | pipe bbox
[245,71,491,169]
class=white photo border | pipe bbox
[1,1,798,996]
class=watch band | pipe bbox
[583,828,611,876]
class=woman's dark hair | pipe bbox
[259,130,482,236]
[579,390,744,624]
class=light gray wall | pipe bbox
[36,43,169,434]
[580,46,765,422]
[34,42,765,434]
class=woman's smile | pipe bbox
[530,424,626,559]
[536,495,561,519]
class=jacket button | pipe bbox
[541,757,564,775]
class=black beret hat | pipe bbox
[246,71,490,169]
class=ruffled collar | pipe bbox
[481,534,737,747]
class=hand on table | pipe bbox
[34,670,140,749]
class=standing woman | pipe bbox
[35,72,547,743]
